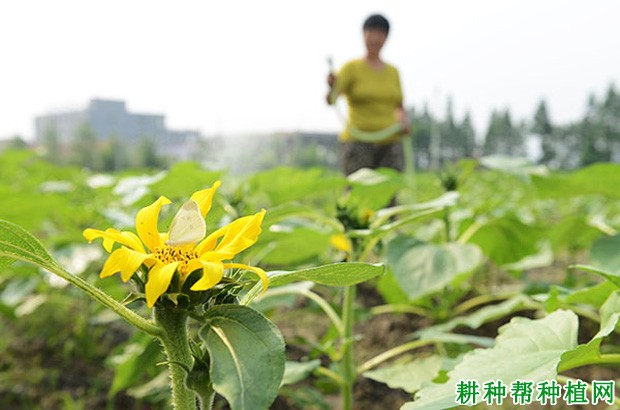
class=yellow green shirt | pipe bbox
[335,58,404,143]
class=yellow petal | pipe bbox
[330,234,352,253]
[145,261,180,307]
[83,228,145,253]
[182,258,204,276]
[100,247,149,282]
[197,209,266,259]
[223,263,268,295]
[136,196,171,252]
[190,261,224,291]
[190,181,222,218]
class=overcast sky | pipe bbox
[1,1,619,140]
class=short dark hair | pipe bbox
[363,14,390,35]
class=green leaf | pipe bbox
[416,295,538,337]
[248,166,347,205]
[403,310,578,410]
[547,215,602,252]
[149,162,224,200]
[570,264,620,288]
[282,360,322,386]
[108,333,162,397]
[383,191,459,215]
[590,234,620,274]
[200,304,285,410]
[256,227,331,266]
[364,356,443,393]
[372,191,458,228]
[262,202,341,231]
[532,163,620,199]
[563,281,619,308]
[467,216,541,266]
[559,291,620,371]
[376,268,410,305]
[480,155,546,179]
[267,262,385,288]
[241,263,384,305]
[0,219,61,272]
[346,168,402,210]
[386,236,482,301]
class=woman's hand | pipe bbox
[396,107,411,134]
[327,72,335,87]
[326,73,337,105]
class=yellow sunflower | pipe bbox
[83,181,267,307]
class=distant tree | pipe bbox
[439,97,459,163]
[532,100,556,165]
[100,135,128,171]
[70,122,99,169]
[135,136,165,169]
[43,125,62,164]
[533,100,553,135]
[460,112,477,158]
[410,105,432,169]
[602,84,620,161]
[8,134,28,149]
[483,109,525,156]
[580,95,610,166]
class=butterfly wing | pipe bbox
[165,200,206,246]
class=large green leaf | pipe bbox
[149,162,223,200]
[364,355,443,393]
[402,310,578,410]
[467,216,541,266]
[200,304,285,410]
[247,166,347,205]
[255,227,331,266]
[547,215,602,252]
[590,234,620,274]
[532,163,620,199]
[0,219,62,272]
[386,236,482,301]
[346,168,402,210]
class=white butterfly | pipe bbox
[165,199,206,246]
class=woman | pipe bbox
[327,14,410,175]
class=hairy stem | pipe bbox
[154,307,196,410]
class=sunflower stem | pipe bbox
[341,284,356,410]
[154,307,197,410]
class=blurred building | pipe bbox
[34,98,202,161]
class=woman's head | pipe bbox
[363,14,389,58]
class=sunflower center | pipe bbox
[154,246,198,264]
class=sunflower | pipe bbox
[83,181,267,307]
